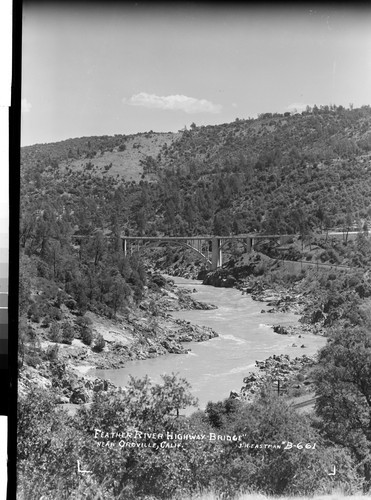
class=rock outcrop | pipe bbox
[240,354,316,402]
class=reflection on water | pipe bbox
[93,277,326,410]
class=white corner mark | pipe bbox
[328,465,336,476]
[77,460,92,474]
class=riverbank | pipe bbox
[201,252,330,336]
[18,275,219,405]
[237,353,317,403]
[19,254,331,409]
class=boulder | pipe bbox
[161,340,186,354]
[70,386,89,404]
[65,298,77,310]
[56,395,70,404]
[151,274,167,288]
[243,374,257,384]
[273,325,289,335]
[223,275,237,287]
[91,378,109,392]
[178,335,193,342]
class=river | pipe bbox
[93,278,326,410]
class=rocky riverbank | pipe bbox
[19,274,219,406]
[236,353,317,403]
[146,253,328,408]
[201,252,328,338]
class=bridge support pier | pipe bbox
[212,238,222,270]
[245,237,252,253]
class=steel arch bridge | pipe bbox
[70,233,294,270]
[120,234,292,270]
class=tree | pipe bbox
[290,207,310,249]
[150,373,198,419]
[315,204,326,231]
[18,388,104,499]
[314,326,371,491]
[323,213,333,242]
[107,273,130,316]
[183,202,195,232]
[345,208,353,243]
[20,212,36,249]
[49,321,62,342]
[81,325,93,345]
[135,207,148,235]
[70,278,88,315]
[61,321,75,344]
[88,231,107,268]
[164,199,176,233]
[209,390,358,497]
[74,374,199,498]
[19,254,36,316]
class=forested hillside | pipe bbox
[158,105,371,236]
[22,104,371,243]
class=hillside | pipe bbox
[21,130,180,183]
[21,104,371,242]
[59,131,180,183]
[155,105,371,236]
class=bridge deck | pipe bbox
[120,234,286,241]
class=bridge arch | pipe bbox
[123,237,213,269]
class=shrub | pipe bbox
[61,322,75,345]
[45,344,59,361]
[81,326,93,346]
[93,333,105,352]
[48,306,63,321]
[41,316,51,328]
[24,351,43,368]
[27,303,41,323]
[148,281,160,293]
[49,322,62,342]
[75,315,93,327]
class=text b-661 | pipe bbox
[282,441,316,450]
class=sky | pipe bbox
[21,2,371,146]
